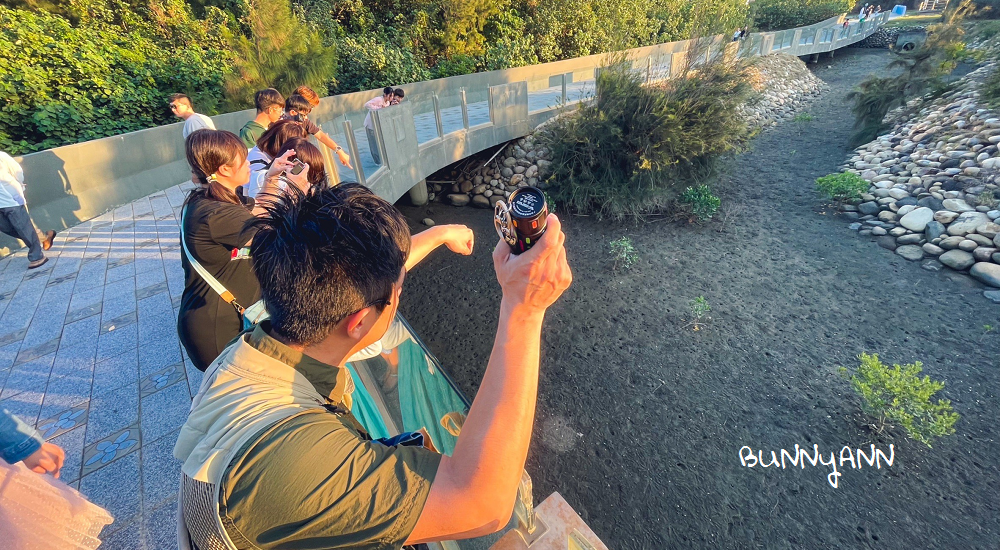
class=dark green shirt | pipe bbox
[239,120,267,148]
[218,325,442,549]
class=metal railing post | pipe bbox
[487,86,494,124]
[343,119,366,185]
[432,94,443,138]
[646,58,652,83]
[460,88,469,130]
[318,141,341,185]
[561,74,568,104]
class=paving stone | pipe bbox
[80,450,141,528]
[87,383,139,444]
[2,352,55,400]
[48,423,86,483]
[138,338,183,377]
[144,498,180,550]
[140,380,190,445]
[93,349,140,397]
[97,324,139,363]
[14,337,60,366]
[61,314,101,348]
[141,428,182,508]
[40,360,94,420]
[0,390,45,427]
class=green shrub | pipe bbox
[981,68,1000,107]
[815,172,869,201]
[539,57,752,220]
[333,34,431,93]
[793,113,814,123]
[839,353,959,447]
[0,4,229,154]
[609,236,638,271]
[688,296,711,330]
[680,185,721,221]
[752,0,852,31]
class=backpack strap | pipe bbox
[180,204,245,315]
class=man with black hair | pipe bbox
[174,183,572,549]
[239,88,285,148]
[170,93,216,139]
[282,94,351,167]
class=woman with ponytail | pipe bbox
[177,129,310,371]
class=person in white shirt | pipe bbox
[364,87,395,165]
[170,93,217,139]
[0,152,56,269]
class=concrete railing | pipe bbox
[2,12,888,256]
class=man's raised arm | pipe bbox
[406,214,572,543]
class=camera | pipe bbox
[494,187,548,254]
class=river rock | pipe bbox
[959,239,979,252]
[899,207,934,231]
[939,249,976,270]
[974,247,997,262]
[876,236,897,251]
[510,174,525,186]
[897,234,923,245]
[925,220,946,241]
[858,202,880,216]
[940,235,965,249]
[446,193,470,207]
[923,243,945,255]
[888,188,909,200]
[471,195,491,208]
[935,210,960,224]
[878,210,897,222]
[970,262,1000,287]
[501,167,514,178]
[984,290,1000,303]
[503,157,517,167]
[917,196,944,210]
[968,233,994,247]
[872,227,887,236]
[922,259,944,271]
[421,218,435,227]
[947,212,991,236]
[896,245,924,261]
[943,198,975,212]
[976,222,1000,239]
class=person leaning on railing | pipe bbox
[173,183,571,550]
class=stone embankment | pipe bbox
[836,63,1000,296]
[426,53,825,212]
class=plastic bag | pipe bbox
[0,460,114,549]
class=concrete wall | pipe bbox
[1,12,888,257]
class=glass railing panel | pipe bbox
[410,93,440,144]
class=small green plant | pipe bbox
[793,113,814,123]
[977,190,997,209]
[984,324,995,333]
[838,353,959,447]
[815,172,869,202]
[609,236,638,271]
[687,296,711,331]
[543,190,557,213]
[680,185,721,222]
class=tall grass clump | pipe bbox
[538,50,753,220]
[847,0,975,146]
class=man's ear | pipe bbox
[343,307,374,340]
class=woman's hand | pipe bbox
[284,164,311,192]
[265,149,297,180]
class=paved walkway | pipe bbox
[0,79,597,549]
[0,181,199,549]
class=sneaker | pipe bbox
[42,230,57,251]
[27,256,48,269]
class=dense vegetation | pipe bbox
[539,51,753,220]
[1,0,882,154]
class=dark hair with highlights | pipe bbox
[256,119,308,158]
[184,129,246,205]
[275,138,327,189]
[249,184,411,346]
